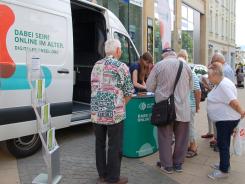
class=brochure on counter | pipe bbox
[133,92,154,97]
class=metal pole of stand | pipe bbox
[32,108,62,184]
[26,55,62,184]
[32,145,62,184]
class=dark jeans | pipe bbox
[94,121,123,183]
[216,120,239,173]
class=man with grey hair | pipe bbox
[161,48,175,59]
[91,38,134,184]
[146,48,192,173]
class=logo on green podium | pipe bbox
[139,102,147,111]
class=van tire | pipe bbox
[6,134,41,158]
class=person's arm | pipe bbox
[201,77,211,91]
[229,99,245,118]
[124,95,132,105]
[119,63,134,104]
[146,64,157,92]
[132,70,146,90]
[194,90,201,112]
[192,72,201,112]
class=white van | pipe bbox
[0,0,139,158]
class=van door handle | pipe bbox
[57,68,69,74]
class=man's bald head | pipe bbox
[211,52,225,65]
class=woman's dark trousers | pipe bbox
[216,120,239,173]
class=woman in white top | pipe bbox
[207,62,245,180]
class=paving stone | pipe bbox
[17,125,179,184]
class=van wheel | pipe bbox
[6,134,41,158]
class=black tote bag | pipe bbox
[151,61,183,126]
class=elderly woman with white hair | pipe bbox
[207,62,245,180]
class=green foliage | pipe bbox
[181,31,193,63]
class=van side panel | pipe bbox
[0,0,73,140]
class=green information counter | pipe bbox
[123,94,158,158]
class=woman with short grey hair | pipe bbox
[207,62,245,180]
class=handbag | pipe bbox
[151,61,183,126]
[199,82,208,101]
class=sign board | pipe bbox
[130,0,143,7]
[157,0,172,48]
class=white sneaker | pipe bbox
[208,170,228,180]
[210,163,231,172]
[210,163,220,170]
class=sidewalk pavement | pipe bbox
[0,145,20,184]
[0,89,245,184]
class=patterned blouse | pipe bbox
[91,57,134,125]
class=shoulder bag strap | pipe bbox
[173,61,183,93]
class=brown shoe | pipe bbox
[106,176,128,184]
[97,177,106,184]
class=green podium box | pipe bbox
[123,94,158,158]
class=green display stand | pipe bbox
[123,94,158,157]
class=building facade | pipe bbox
[86,0,237,67]
[153,0,208,65]
[208,0,236,68]
[177,0,208,65]
[90,0,144,54]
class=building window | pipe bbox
[181,4,194,63]
[215,13,218,35]
[221,17,224,37]
[182,5,188,20]
[129,3,142,52]
[226,20,228,40]
[209,10,213,33]
[181,4,193,31]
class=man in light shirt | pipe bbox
[146,48,192,173]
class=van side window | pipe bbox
[114,32,130,65]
